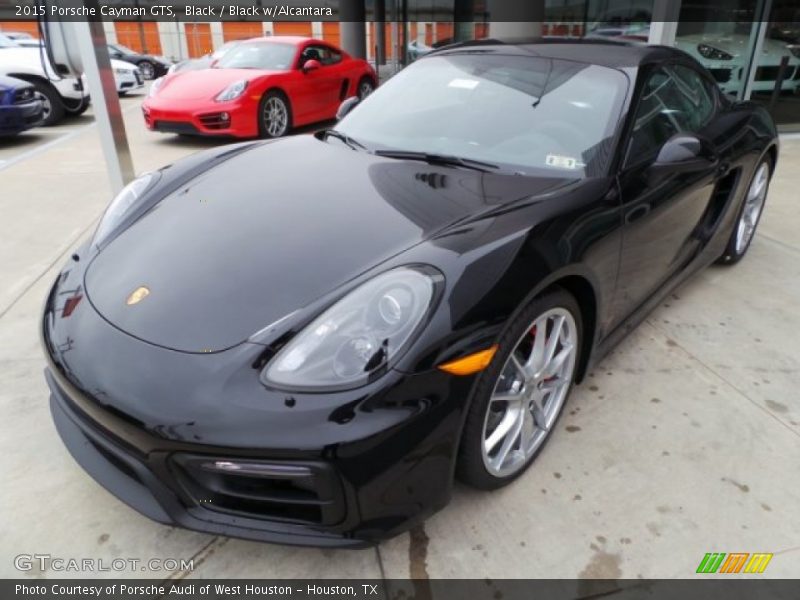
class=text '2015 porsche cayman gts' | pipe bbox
[43,39,778,547]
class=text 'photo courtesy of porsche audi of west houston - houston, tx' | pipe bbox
[142,36,377,138]
[42,39,778,547]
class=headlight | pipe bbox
[697,43,733,61]
[148,76,165,97]
[215,80,248,102]
[93,172,160,247]
[262,267,441,390]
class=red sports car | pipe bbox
[142,36,377,138]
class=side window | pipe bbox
[300,45,341,67]
[626,64,716,166]
[322,48,342,66]
[667,65,716,130]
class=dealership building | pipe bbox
[2,0,798,131]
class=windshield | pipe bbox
[111,44,136,55]
[336,54,628,177]
[215,42,295,70]
[0,33,19,48]
[212,41,239,59]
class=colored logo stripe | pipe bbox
[697,553,726,573]
[696,552,773,574]
[744,553,773,574]
[720,553,749,573]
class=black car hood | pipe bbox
[85,135,579,353]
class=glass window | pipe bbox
[337,54,629,177]
[627,64,715,165]
[300,45,341,66]
[215,42,296,71]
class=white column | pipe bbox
[647,0,681,46]
[210,22,224,49]
[103,22,116,44]
[489,22,542,37]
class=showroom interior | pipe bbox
[1,0,799,585]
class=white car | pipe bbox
[676,33,800,94]
[9,36,144,94]
[0,33,88,125]
[112,59,144,95]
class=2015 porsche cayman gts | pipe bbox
[43,39,778,547]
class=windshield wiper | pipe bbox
[373,150,498,172]
[320,129,367,151]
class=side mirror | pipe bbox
[302,59,321,73]
[649,134,718,181]
[336,96,360,120]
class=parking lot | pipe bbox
[1,87,799,580]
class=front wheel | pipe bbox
[63,96,90,117]
[717,158,771,265]
[30,81,65,126]
[258,91,291,138]
[457,288,582,490]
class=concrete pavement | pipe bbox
[1,92,798,579]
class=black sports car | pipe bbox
[107,43,172,80]
[42,39,778,547]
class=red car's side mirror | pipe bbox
[302,59,322,73]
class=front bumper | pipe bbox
[116,69,144,93]
[0,99,44,134]
[47,366,364,547]
[142,99,256,138]
[42,260,473,546]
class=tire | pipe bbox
[457,287,582,490]
[138,60,156,80]
[717,157,772,265]
[258,91,292,139]
[357,76,375,100]
[63,96,90,117]
[30,81,64,126]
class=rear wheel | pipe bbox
[138,60,156,80]
[30,81,64,126]
[457,288,582,489]
[64,96,90,117]
[717,158,771,265]
[258,91,291,138]
[357,76,375,100]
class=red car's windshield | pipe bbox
[215,42,296,70]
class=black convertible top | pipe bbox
[431,37,682,69]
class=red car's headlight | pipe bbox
[215,80,248,102]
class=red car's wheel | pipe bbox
[357,76,375,100]
[258,91,292,138]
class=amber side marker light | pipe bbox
[437,345,498,376]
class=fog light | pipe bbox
[220,112,230,121]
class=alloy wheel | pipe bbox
[139,62,155,80]
[263,97,288,137]
[481,307,577,477]
[33,90,51,120]
[735,162,769,255]
[358,80,374,100]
